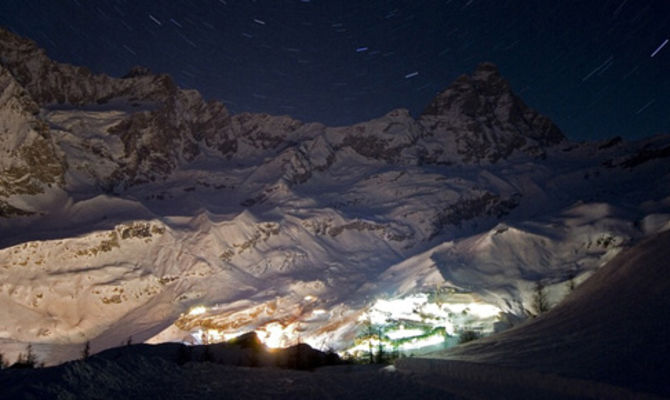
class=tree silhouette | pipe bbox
[176,345,192,365]
[361,317,386,364]
[82,341,90,360]
[12,344,38,368]
[566,271,577,293]
[533,280,549,315]
[458,329,479,344]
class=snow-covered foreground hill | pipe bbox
[1,27,669,367]
[399,230,670,398]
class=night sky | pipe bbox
[1,0,668,141]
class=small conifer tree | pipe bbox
[12,344,37,368]
[533,280,549,315]
[82,341,91,360]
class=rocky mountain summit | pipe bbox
[0,27,669,365]
[420,62,565,163]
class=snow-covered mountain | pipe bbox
[1,27,669,365]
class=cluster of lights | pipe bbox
[345,292,502,357]
[182,291,501,356]
[188,306,207,316]
[256,321,300,349]
[185,295,324,349]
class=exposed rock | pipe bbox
[122,66,153,79]
[0,64,65,200]
[420,62,565,164]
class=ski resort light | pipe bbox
[207,329,223,342]
[188,306,207,316]
[257,322,297,349]
[397,332,445,351]
[344,291,503,356]
[465,303,501,319]
[364,294,429,325]
[386,327,425,340]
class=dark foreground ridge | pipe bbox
[0,334,457,400]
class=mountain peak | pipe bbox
[122,65,153,79]
[0,27,41,56]
[422,62,513,118]
[472,61,501,79]
[419,62,565,163]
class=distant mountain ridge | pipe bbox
[0,27,669,365]
[0,27,567,200]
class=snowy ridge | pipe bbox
[400,230,670,398]
[0,27,669,366]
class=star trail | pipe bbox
[1,0,668,140]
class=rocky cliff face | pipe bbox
[0,27,241,189]
[419,62,565,164]
[0,28,177,106]
[0,64,65,215]
[0,28,669,365]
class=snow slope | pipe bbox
[399,230,670,398]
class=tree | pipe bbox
[458,330,479,344]
[176,345,192,366]
[0,352,6,369]
[376,326,385,364]
[82,341,90,360]
[566,271,577,293]
[201,345,214,363]
[361,318,376,364]
[360,317,386,364]
[12,344,38,369]
[533,280,549,315]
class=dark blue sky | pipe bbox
[1,0,668,140]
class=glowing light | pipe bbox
[256,322,298,349]
[312,309,326,315]
[397,332,445,351]
[304,295,315,301]
[465,303,500,319]
[386,328,425,340]
[364,294,429,325]
[222,331,244,341]
[345,292,503,355]
[207,329,223,342]
[188,306,207,316]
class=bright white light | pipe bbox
[386,328,425,340]
[346,292,502,355]
[207,329,222,342]
[304,295,316,301]
[443,320,455,336]
[466,303,500,319]
[398,333,445,351]
[256,322,298,349]
[191,329,204,344]
[312,309,327,315]
[365,294,429,325]
[222,331,244,341]
[188,306,207,316]
[445,303,468,314]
